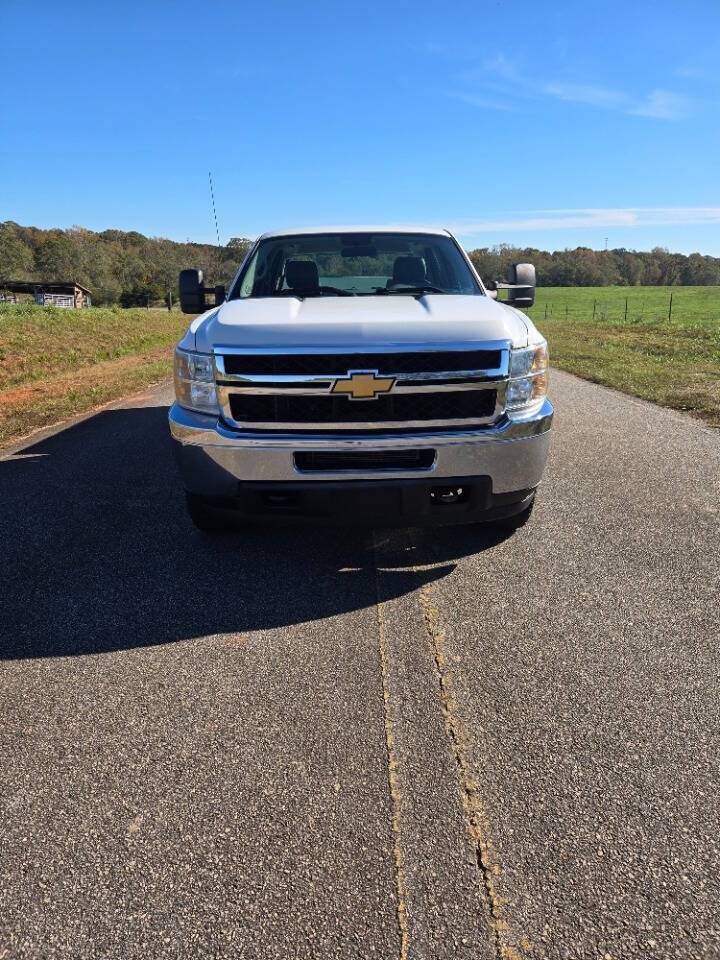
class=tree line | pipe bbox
[1,222,718,306]
[468,243,720,287]
[0,222,252,306]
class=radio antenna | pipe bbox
[208,171,222,284]
[208,171,221,246]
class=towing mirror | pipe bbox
[484,279,498,300]
[179,269,205,314]
[178,270,226,314]
[506,262,536,309]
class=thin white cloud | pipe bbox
[452,56,693,121]
[480,53,517,81]
[447,208,720,235]
[452,91,517,112]
[631,90,691,119]
[538,82,626,109]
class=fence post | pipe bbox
[624,296,628,321]
[668,292,673,320]
[592,299,596,319]
[565,304,568,320]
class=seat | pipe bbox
[285,259,320,295]
[388,256,426,288]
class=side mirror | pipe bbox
[178,270,226,313]
[179,269,205,314]
[506,262,536,308]
[484,279,498,300]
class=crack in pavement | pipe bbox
[371,531,497,960]
[416,579,519,960]
[374,534,410,960]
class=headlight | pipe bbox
[174,348,219,415]
[507,343,548,412]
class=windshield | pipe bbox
[231,232,481,299]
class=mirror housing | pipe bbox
[506,262,536,308]
[178,270,226,314]
[179,269,205,314]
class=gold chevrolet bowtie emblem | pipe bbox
[331,370,395,400]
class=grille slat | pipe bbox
[228,390,496,426]
[222,350,502,376]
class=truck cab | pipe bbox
[169,227,552,531]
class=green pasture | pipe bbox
[525,286,720,425]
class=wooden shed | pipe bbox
[0,280,92,308]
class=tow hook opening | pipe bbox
[430,485,468,506]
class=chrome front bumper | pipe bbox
[168,399,553,497]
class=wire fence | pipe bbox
[526,287,720,328]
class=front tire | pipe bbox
[495,493,535,532]
[186,493,227,533]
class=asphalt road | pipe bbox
[1,371,719,959]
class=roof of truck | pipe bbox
[257,225,452,240]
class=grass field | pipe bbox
[0,304,190,447]
[1,287,719,449]
[526,286,720,426]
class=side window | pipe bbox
[424,245,456,289]
[239,254,258,297]
[239,245,284,296]
[422,246,444,287]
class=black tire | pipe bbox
[185,493,228,533]
[495,493,535,532]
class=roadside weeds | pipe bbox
[0,347,174,450]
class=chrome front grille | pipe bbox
[214,342,510,433]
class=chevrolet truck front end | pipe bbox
[168,340,553,526]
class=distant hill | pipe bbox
[1,222,718,306]
[468,243,720,288]
[0,222,252,307]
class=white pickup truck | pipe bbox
[169,227,552,531]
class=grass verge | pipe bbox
[526,286,720,426]
[0,304,191,448]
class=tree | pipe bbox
[0,224,34,280]
[35,233,80,281]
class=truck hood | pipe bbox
[192,294,530,353]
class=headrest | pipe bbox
[392,256,426,286]
[285,259,319,291]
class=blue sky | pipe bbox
[2,0,719,254]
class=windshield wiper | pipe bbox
[375,284,446,296]
[271,287,354,299]
[318,286,355,296]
